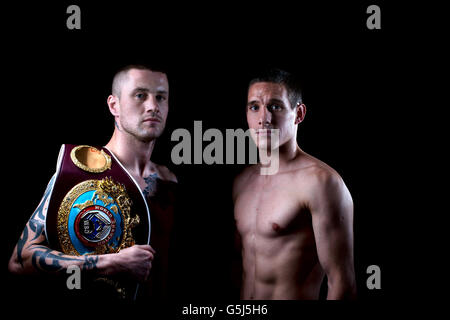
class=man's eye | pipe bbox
[156,95,167,102]
[136,93,147,99]
[249,105,259,111]
[269,104,281,111]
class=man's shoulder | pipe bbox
[234,164,260,185]
[291,153,344,192]
[232,165,259,201]
[293,153,352,209]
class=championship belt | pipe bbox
[45,144,151,300]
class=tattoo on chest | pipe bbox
[143,173,158,198]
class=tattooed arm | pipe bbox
[8,175,155,282]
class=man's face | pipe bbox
[246,82,298,150]
[117,69,169,142]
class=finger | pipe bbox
[136,244,156,254]
[135,246,155,260]
[144,263,152,281]
[141,248,155,260]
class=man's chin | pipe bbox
[257,142,278,153]
[136,130,163,143]
[256,137,274,149]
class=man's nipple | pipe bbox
[272,222,281,232]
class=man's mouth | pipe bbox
[143,117,161,123]
[256,129,272,136]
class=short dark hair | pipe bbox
[248,68,303,108]
[111,64,167,97]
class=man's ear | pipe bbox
[107,95,120,117]
[295,103,306,124]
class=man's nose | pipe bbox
[144,95,160,113]
[258,107,272,127]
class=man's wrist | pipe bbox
[96,253,118,276]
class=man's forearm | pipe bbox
[9,244,116,277]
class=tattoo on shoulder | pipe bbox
[143,172,158,198]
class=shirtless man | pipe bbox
[8,65,177,300]
[233,68,356,300]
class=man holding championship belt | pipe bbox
[8,65,177,302]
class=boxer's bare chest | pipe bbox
[234,172,312,239]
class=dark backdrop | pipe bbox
[3,0,411,317]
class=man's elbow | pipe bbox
[8,250,33,276]
[327,274,357,300]
[8,256,25,275]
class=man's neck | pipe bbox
[259,137,302,172]
[105,129,156,178]
[279,137,301,163]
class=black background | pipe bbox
[2,0,420,317]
